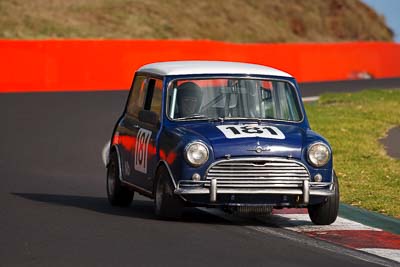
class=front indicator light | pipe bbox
[314,173,323,182]
[192,173,201,181]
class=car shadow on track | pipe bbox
[11,192,313,228]
[11,192,263,226]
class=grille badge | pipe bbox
[248,145,270,153]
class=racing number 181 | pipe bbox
[134,128,152,174]
[226,126,278,135]
[216,125,285,139]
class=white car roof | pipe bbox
[137,61,292,77]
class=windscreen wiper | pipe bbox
[223,117,264,124]
[175,114,208,120]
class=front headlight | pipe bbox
[184,142,209,167]
[307,142,331,167]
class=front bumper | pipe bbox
[174,179,334,204]
[174,157,334,205]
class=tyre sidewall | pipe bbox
[107,152,134,206]
[154,167,183,219]
[308,171,339,225]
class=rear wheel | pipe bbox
[308,171,339,225]
[106,153,134,207]
[154,167,184,219]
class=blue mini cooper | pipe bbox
[106,61,339,225]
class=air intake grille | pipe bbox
[205,159,310,188]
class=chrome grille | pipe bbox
[205,158,310,189]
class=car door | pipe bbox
[118,74,148,188]
[129,77,163,191]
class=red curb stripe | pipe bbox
[272,208,308,214]
[305,230,400,249]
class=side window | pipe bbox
[127,75,147,118]
[144,78,163,115]
[151,79,163,114]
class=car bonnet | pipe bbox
[176,122,305,160]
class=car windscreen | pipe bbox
[167,78,302,122]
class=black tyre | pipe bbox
[308,171,339,225]
[106,153,134,207]
[154,167,184,219]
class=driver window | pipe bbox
[127,75,147,118]
[147,78,163,115]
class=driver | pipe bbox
[177,82,203,118]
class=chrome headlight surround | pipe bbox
[307,142,331,167]
[184,142,209,167]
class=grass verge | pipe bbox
[0,0,393,42]
[305,89,400,218]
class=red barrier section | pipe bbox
[1,40,399,92]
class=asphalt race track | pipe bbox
[1,80,399,266]
[299,78,400,97]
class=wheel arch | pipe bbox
[154,160,177,194]
[109,144,124,182]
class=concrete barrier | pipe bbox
[1,40,399,92]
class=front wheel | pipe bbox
[308,171,339,225]
[154,167,184,219]
[106,153,134,207]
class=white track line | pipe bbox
[261,213,381,232]
[302,96,320,102]
[359,249,400,263]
